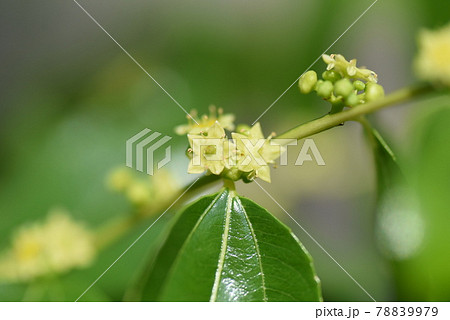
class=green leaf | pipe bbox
[363,119,429,300]
[367,102,450,301]
[405,105,450,300]
[135,188,321,302]
[363,123,400,195]
[127,193,218,301]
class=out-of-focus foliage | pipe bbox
[393,98,450,301]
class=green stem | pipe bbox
[94,174,220,250]
[277,83,434,142]
[223,179,236,191]
[95,215,139,250]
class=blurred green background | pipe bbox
[0,0,449,301]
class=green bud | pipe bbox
[222,167,242,181]
[353,80,365,91]
[345,93,360,106]
[315,79,324,90]
[316,80,334,98]
[333,78,354,97]
[322,70,341,82]
[365,83,385,102]
[299,70,318,94]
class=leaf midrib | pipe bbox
[238,196,268,302]
[209,193,268,302]
[209,189,234,301]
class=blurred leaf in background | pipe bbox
[392,96,450,301]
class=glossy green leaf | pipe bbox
[126,193,218,301]
[135,188,321,302]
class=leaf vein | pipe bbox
[209,190,234,302]
[237,197,268,302]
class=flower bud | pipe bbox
[315,79,324,90]
[365,82,385,102]
[334,78,354,97]
[222,167,242,181]
[316,80,334,98]
[353,80,365,91]
[322,70,341,82]
[345,93,360,106]
[299,70,318,94]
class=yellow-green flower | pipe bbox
[175,106,235,135]
[107,167,133,192]
[151,169,180,204]
[0,209,95,282]
[126,180,152,205]
[231,123,284,183]
[107,167,179,210]
[322,54,378,83]
[415,23,450,87]
[179,110,283,183]
[188,121,232,175]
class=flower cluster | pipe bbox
[231,123,282,183]
[107,167,179,213]
[298,54,385,113]
[177,110,283,183]
[0,209,96,282]
[175,105,235,135]
[322,54,378,83]
[415,23,450,87]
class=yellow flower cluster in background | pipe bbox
[107,167,179,211]
[0,209,95,283]
[415,23,450,87]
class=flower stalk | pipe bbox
[277,83,435,143]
